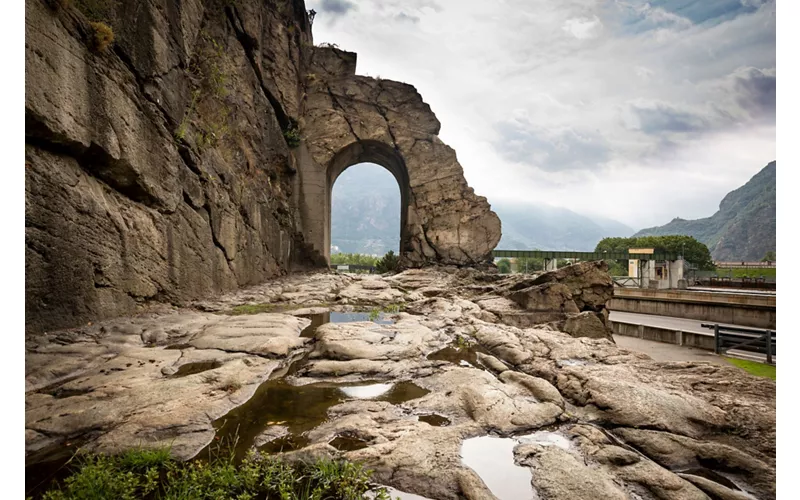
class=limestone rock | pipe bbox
[499,371,564,407]
[24,269,774,500]
[547,311,615,341]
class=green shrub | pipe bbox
[38,449,394,500]
[89,21,114,52]
[330,253,379,267]
[283,118,302,149]
[496,258,511,274]
[283,128,301,148]
[375,250,399,274]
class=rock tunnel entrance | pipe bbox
[325,141,409,263]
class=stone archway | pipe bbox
[326,141,410,262]
[295,47,502,267]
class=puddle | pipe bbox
[208,380,429,460]
[202,311,415,460]
[329,434,369,451]
[418,414,450,426]
[340,383,393,399]
[169,360,223,378]
[518,431,572,450]
[461,435,536,500]
[556,358,588,367]
[299,311,397,338]
[426,342,490,369]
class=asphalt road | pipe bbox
[609,311,774,363]
[608,311,742,335]
[613,335,727,365]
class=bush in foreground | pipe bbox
[36,448,394,500]
[375,251,399,274]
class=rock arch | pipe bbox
[296,47,501,267]
[326,141,410,260]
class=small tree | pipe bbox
[516,256,544,273]
[375,250,399,273]
[496,258,511,274]
[761,251,776,262]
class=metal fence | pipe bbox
[702,323,776,364]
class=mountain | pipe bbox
[331,164,634,254]
[331,164,401,255]
[633,161,776,261]
[492,202,634,251]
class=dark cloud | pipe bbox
[320,0,356,16]
[494,121,610,171]
[630,103,709,135]
[395,12,420,23]
[733,67,775,119]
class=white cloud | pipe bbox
[562,16,603,39]
[306,0,775,229]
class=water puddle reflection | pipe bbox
[210,380,429,459]
[418,414,451,427]
[460,435,535,500]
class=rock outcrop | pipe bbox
[25,0,500,333]
[25,269,776,500]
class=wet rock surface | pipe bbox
[25,267,776,499]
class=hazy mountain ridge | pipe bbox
[493,202,634,251]
[331,165,401,255]
[331,165,634,254]
[633,161,776,261]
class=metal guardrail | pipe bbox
[701,323,775,364]
[492,250,679,260]
[612,276,641,288]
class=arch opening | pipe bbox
[324,141,411,265]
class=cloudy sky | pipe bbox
[306,0,776,229]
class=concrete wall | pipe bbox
[612,322,716,350]
[609,289,776,329]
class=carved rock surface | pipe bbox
[25,0,499,333]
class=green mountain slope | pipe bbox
[633,161,776,261]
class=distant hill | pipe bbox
[633,161,776,261]
[493,202,634,251]
[331,165,635,255]
[331,164,400,255]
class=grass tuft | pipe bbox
[227,303,276,315]
[724,357,776,380]
[89,21,114,52]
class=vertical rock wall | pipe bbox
[25,0,501,334]
[25,0,316,333]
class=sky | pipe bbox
[306,0,776,229]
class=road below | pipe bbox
[608,310,745,335]
[609,310,773,363]
[613,335,727,365]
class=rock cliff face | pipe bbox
[25,0,500,333]
[634,161,776,261]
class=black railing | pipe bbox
[701,323,775,364]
